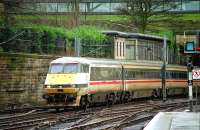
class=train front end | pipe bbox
[43,58,89,106]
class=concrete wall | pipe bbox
[0,52,59,109]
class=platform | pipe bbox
[143,112,200,130]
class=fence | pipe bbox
[81,41,113,58]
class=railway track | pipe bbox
[61,101,188,130]
[0,110,58,130]
[0,99,191,130]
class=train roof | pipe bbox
[51,57,161,65]
[50,57,186,70]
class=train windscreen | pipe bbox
[49,64,63,73]
[49,63,89,73]
[64,63,78,73]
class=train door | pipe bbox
[121,65,133,102]
[121,66,126,91]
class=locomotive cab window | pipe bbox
[64,63,79,73]
[49,64,63,73]
[64,63,89,73]
[49,63,89,73]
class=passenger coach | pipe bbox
[43,57,188,107]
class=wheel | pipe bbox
[107,93,115,106]
[151,89,158,100]
[56,108,60,112]
[123,92,130,103]
[80,96,88,110]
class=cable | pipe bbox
[0,30,25,45]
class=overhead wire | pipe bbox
[0,30,25,45]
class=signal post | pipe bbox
[184,40,200,112]
[187,56,193,111]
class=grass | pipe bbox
[14,15,129,22]
[150,13,200,21]
[177,13,200,21]
[84,15,129,21]
[146,13,200,42]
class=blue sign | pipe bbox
[186,42,194,51]
[184,41,195,54]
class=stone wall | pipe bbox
[0,52,59,109]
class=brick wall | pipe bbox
[0,52,59,109]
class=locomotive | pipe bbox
[43,57,188,107]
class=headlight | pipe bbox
[44,85,51,88]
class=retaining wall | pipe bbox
[0,52,59,109]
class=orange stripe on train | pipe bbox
[89,79,189,85]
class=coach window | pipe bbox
[183,73,187,79]
[170,72,173,79]
[135,71,143,79]
[174,72,178,79]
[182,72,187,79]
[129,69,136,80]
[81,64,89,73]
[109,68,114,80]
[125,70,129,79]
[167,72,172,79]
[112,68,121,80]
[144,71,148,79]
[100,68,109,80]
[180,73,183,79]
[132,71,136,79]
[157,71,160,78]
[91,67,100,81]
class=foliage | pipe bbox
[30,25,106,43]
[0,25,17,52]
[0,24,106,54]
[67,25,106,43]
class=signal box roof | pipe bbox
[102,30,168,42]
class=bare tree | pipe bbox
[119,0,179,33]
[72,0,80,27]
[1,1,22,27]
[2,1,11,27]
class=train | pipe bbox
[43,57,189,107]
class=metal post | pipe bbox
[162,36,167,102]
[187,56,193,112]
[195,83,198,110]
[75,38,81,57]
[188,71,193,111]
